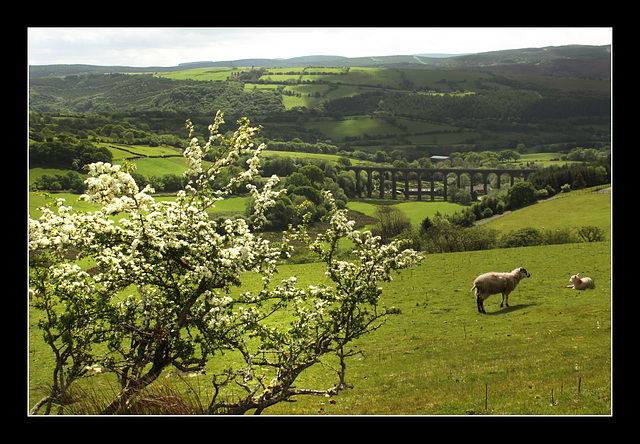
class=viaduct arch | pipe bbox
[347,166,537,201]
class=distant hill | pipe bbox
[29,44,611,79]
[28,43,611,155]
[440,45,611,78]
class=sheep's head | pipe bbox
[569,273,580,284]
[518,268,531,279]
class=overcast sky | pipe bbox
[28,27,613,67]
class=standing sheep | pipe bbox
[566,273,595,290]
[471,267,531,313]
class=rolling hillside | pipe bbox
[28,43,613,416]
[29,238,611,414]
[29,45,611,160]
[482,189,611,237]
[29,44,610,78]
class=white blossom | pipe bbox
[28,111,423,415]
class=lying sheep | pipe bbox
[471,267,531,313]
[85,364,110,375]
[165,368,207,378]
[566,273,595,290]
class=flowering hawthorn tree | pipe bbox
[29,111,421,415]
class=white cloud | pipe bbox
[28,27,613,67]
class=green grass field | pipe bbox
[28,148,612,415]
[101,143,183,160]
[28,240,611,415]
[483,190,611,239]
[28,186,612,415]
[261,149,372,166]
[509,152,581,168]
[263,241,611,414]
[347,200,465,227]
[305,116,404,141]
[29,191,247,220]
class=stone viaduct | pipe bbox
[346,166,537,201]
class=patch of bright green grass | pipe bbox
[28,235,611,415]
[347,200,465,227]
[484,190,611,239]
[263,241,611,415]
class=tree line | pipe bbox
[29,139,113,170]
[323,90,610,124]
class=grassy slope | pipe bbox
[28,241,611,415]
[28,177,612,415]
[483,190,611,239]
[263,241,611,415]
[347,200,465,227]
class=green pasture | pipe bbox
[156,67,241,82]
[509,152,581,168]
[259,67,403,89]
[281,84,329,109]
[29,190,247,220]
[243,84,281,92]
[397,118,458,134]
[28,240,611,415]
[347,200,465,227]
[482,189,611,239]
[27,181,612,415]
[125,156,192,178]
[101,143,183,161]
[265,240,611,414]
[304,116,400,141]
[279,84,366,109]
[261,149,371,166]
[156,66,492,92]
[302,115,466,143]
[27,146,612,415]
[331,67,402,88]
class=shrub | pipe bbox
[498,227,544,248]
[461,226,499,252]
[373,206,412,243]
[542,227,578,245]
[535,188,549,199]
[576,225,606,242]
[450,188,472,205]
[545,185,556,197]
[420,216,434,233]
[421,219,497,253]
[29,111,422,415]
[447,208,476,228]
[32,171,87,193]
[505,181,537,210]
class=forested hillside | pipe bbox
[29,73,284,115]
[29,45,611,158]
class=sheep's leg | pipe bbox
[476,294,482,313]
[477,294,487,314]
[500,292,510,308]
